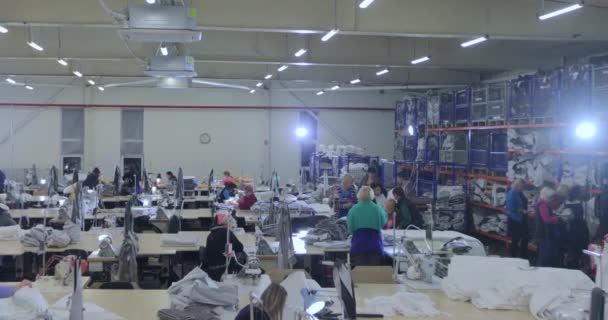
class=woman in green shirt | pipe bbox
[347,186,388,266]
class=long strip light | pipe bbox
[539,3,583,20]
[97,86,105,91]
[256,82,263,87]
[264,74,273,80]
[249,89,256,94]
[146,0,156,3]
[87,80,96,85]
[57,58,68,66]
[330,85,340,91]
[6,78,16,84]
[73,71,83,77]
[27,41,44,51]
[321,29,339,42]
[376,68,389,76]
[25,85,34,90]
[359,0,375,9]
[278,65,288,72]
[160,44,168,56]
[0,25,7,34]
[461,36,488,48]
[294,49,307,57]
[316,90,324,96]
[411,56,430,64]
[350,78,361,84]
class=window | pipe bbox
[121,109,144,175]
[61,108,84,175]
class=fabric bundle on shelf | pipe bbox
[473,211,507,236]
[305,217,348,243]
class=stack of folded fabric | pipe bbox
[0,225,22,241]
[158,267,238,320]
[305,217,348,244]
[20,224,71,249]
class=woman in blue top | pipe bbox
[347,186,388,266]
[334,175,357,218]
[506,179,528,258]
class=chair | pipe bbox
[99,282,134,289]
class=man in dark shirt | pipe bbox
[82,167,101,189]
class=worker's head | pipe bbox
[342,175,354,188]
[92,167,100,176]
[261,283,288,320]
[166,171,174,178]
[539,187,556,202]
[223,170,231,177]
[556,184,570,199]
[396,170,408,185]
[244,185,254,195]
[511,179,525,191]
[392,186,405,202]
[214,213,228,226]
[370,183,383,199]
[357,186,375,202]
[367,167,377,179]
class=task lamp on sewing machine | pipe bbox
[301,288,326,317]
[97,234,116,257]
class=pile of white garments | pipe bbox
[415,137,426,162]
[0,225,24,240]
[561,160,597,187]
[423,186,466,231]
[20,224,80,249]
[442,256,594,320]
[427,94,440,126]
[508,153,557,187]
[473,209,507,235]
[361,291,442,317]
[340,162,368,183]
[165,267,238,311]
[470,179,507,207]
[317,144,366,157]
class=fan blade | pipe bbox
[191,79,250,90]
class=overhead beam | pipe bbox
[1,0,608,41]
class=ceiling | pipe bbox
[0,0,608,90]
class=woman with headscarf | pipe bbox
[347,186,388,266]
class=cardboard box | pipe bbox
[351,266,394,284]
[264,268,311,283]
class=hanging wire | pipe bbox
[333,0,338,29]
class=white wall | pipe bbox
[0,85,398,182]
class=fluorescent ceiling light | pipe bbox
[160,45,168,56]
[359,0,375,9]
[411,56,430,64]
[146,0,156,3]
[316,91,324,96]
[57,58,68,66]
[539,3,583,20]
[294,49,307,57]
[350,78,361,84]
[97,86,105,91]
[321,29,339,42]
[264,74,273,79]
[0,25,7,34]
[87,80,96,85]
[376,68,389,76]
[25,85,34,90]
[249,89,256,94]
[256,82,263,87]
[330,85,340,91]
[27,41,44,51]
[73,71,83,77]
[461,36,488,48]
[277,65,288,72]
[6,78,16,84]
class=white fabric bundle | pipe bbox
[280,271,322,320]
[361,291,442,317]
[63,220,81,244]
[21,224,71,248]
[160,233,200,247]
[12,287,49,314]
[0,225,23,240]
[167,267,238,310]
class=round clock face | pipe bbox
[199,133,211,144]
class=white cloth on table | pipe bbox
[361,291,442,318]
[167,267,238,310]
[20,224,71,249]
[0,225,23,240]
[160,233,201,247]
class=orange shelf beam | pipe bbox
[427,123,565,132]
[475,231,538,252]
[472,202,535,219]
[509,149,608,156]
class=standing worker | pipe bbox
[506,179,529,259]
[82,167,101,189]
[535,187,564,267]
[347,186,388,266]
[391,187,417,229]
[334,175,357,218]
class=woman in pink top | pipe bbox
[222,170,234,185]
[535,187,564,267]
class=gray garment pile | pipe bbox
[63,220,81,244]
[307,217,348,243]
[113,230,139,282]
[157,304,223,320]
[20,224,71,248]
[167,267,238,310]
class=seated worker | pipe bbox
[166,171,178,186]
[392,186,417,229]
[222,170,234,185]
[0,203,16,227]
[0,280,32,298]
[203,213,244,281]
[234,283,287,320]
[333,175,357,218]
[82,167,101,189]
[218,182,237,203]
[370,182,387,207]
[237,185,257,210]
[347,186,388,266]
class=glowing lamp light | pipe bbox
[156,178,161,184]
[151,186,157,193]
[575,121,597,139]
[295,127,309,138]
[39,178,47,185]
[98,234,110,242]
[407,125,415,136]
[58,199,66,206]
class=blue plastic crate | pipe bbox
[454,89,470,124]
[439,92,455,126]
[532,70,560,118]
[470,132,489,166]
[489,132,508,171]
[509,76,533,120]
[487,82,508,120]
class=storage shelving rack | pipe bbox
[395,62,608,251]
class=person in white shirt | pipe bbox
[371,182,387,207]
